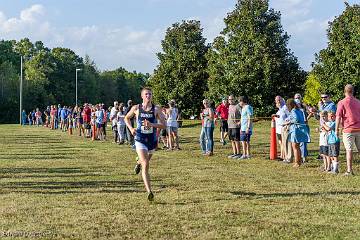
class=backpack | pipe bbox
[327,131,340,145]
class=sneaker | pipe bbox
[282,159,291,164]
[204,152,213,157]
[238,155,248,160]
[134,163,141,175]
[148,192,154,201]
[222,141,227,146]
[220,139,224,143]
[131,144,136,150]
[227,154,236,159]
[344,171,354,176]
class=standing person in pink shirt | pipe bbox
[216,97,229,145]
[336,84,360,176]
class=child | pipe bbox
[319,111,330,172]
[323,111,340,174]
[239,96,253,159]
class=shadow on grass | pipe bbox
[0,177,168,194]
[231,191,360,199]
[0,167,105,179]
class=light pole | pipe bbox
[75,68,81,106]
[19,56,23,125]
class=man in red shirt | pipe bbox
[216,97,229,145]
[83,103,92,137]
[336,84,360,176]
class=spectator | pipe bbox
[227,95,241,159]
[200,99,215,156]
[21,110,27,125]
[336,84,360,176]
[117,103,127,144]
[323,111,340,174]
[125,100,135,147]
[35,107,43,126]
[110,101,119,143]
[319,111,330,171]
[216,97,229,145]
[166,99,180,150]
[273,96,290,162]
[239,96,253,159]
[285,99,310,168]
[294,93,309,163]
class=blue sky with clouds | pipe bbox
[0,0,358,73]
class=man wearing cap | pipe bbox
[336,84,360,176]
[308,93,337,160]
[216,97,229,145]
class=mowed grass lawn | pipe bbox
[1,121,360,239]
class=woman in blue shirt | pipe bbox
[285,99,310,167]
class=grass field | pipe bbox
[1,121,360,239]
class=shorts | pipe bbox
[240,131,252,142]
[342,132,360,152]
[160,129,167,137]
[320,145,329,155]
[328,143,340,157]
[84,122,91,129]
[135,140,155,154]
[220,119,228,132]
[167,126,178,133]
[228,128,240,141]
[97,123,103,129]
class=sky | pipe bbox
[0,0,358,73]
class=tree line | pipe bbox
[0,38,148,123]
[1,0,359,123]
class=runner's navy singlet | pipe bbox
[135,104,157,150]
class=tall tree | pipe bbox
[313,3,360,102]
[149,20,209,116]
[49,48,84,105]
[207,0,306,116]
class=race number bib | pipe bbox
[141,126,153,134]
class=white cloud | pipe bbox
[0,4,164,73]
[271,0,313,18]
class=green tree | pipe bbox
[149,20,209,116]
[207,0,306,116]
[313,3,360,102]
[303,73,322,106]
[0,61,19,122]
[49,48,83,105]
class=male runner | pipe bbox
[124,87,166,201]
